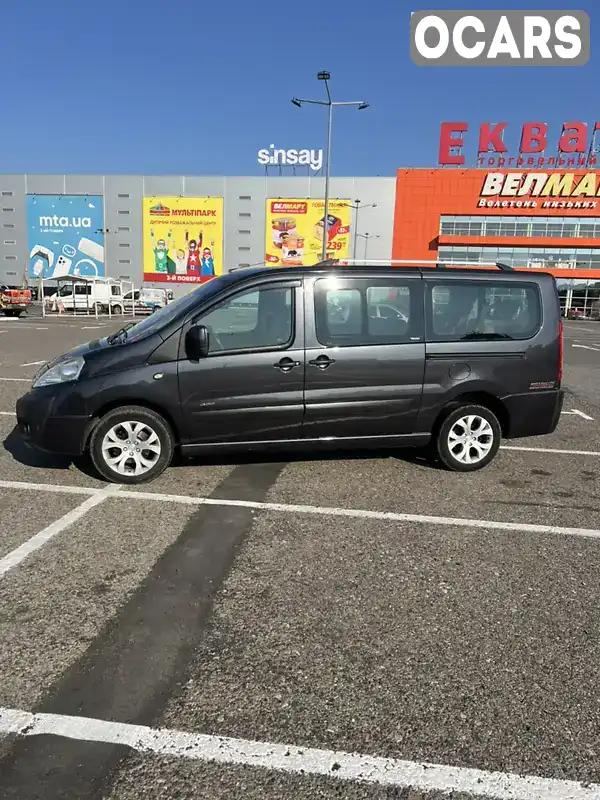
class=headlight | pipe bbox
[32,356,85,388]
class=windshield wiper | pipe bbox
[107,321,137,345]
[460,332,513,341]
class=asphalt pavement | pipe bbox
[0,313,599,799]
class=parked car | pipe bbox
[48,281,124,314]
[16,262,564,484]
[124,287,171,314]
[0,285,32,317]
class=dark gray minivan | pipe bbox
[16,262,564,484]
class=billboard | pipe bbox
[27,195,105,279]
[265,198,351,267]
[142,197,223,284]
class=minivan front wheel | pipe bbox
[89,406,174,484]
[436,404,501,472]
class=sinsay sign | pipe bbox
[258,144,323,172]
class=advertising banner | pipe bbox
[143,197,223,284]
[27,195,105,279]
[265,198,351,267]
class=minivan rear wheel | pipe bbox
[89,406,174,484]
[436,404,501,472]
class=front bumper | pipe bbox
[16,388,92,456]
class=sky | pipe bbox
[2,0,597,177]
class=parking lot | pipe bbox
[0,312,599,799]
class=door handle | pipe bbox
[308,355,336,370]
[274,357,300,372]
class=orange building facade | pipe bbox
[392,168,600,282]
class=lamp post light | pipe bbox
[292,73,369,261]
[356,232,380,261]
[348,199,377,259]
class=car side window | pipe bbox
[197,285,294,354]
[314,278,421,347]
[428,281,542,341]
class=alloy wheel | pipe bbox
[101,420,162,476]
[447,414,494,465]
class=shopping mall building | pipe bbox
[1,164,599,312]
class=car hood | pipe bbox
[39,332,162,381]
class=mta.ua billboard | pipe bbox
[27,195,105,279]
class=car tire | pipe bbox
[436,404,501,472]
[93,302,103,315]
[89,405,174,484]
[112,304,123,315]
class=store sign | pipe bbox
[439,121,600,167]
[477,172,600,210]
[258,145,323,172]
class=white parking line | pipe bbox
[20,360,45,367]
[572,344,600,352]
[0,485,121,578]
[0,707,598,800]
[0,479,599,542]
[0,411,14,415]
[561,409,595,420]
[565,324,600,333]
[0,377,30,382]
[0,480,102,495]
[501,445,599,456]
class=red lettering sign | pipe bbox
[520,123,547,154]
[438,121,600,166]
[478,123,507,154]
[438,122,468,166]
[558,122,587,153]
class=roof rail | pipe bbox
[314,258,516,270]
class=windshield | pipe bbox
[118,272,243,343]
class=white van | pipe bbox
[49,282,124,314]
[123,287,171,314]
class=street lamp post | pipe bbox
[357,232,380,261]
[349,199,377,260]
[292,73,369,261]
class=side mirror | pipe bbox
[185,324,209,360]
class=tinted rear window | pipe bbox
[427,281,542,342]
